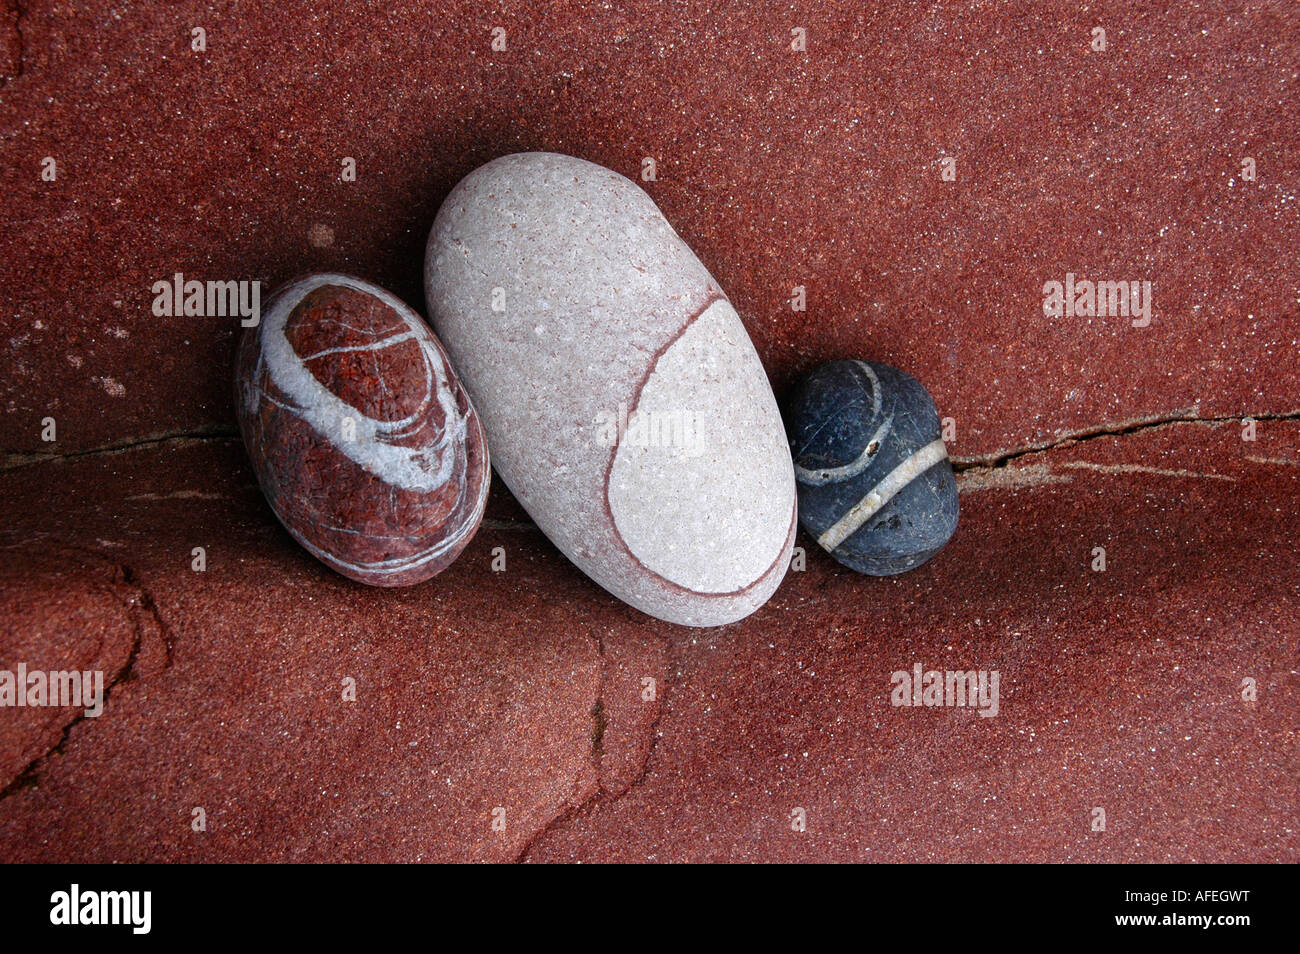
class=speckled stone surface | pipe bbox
[235,274,488,586]
[426,153,795,626]
[787,360,959,575]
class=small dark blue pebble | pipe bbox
[785,360,958,575]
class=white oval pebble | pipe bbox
[426,152,795,626]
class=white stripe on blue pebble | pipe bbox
[794,361,892,486]
[816,438,949,552]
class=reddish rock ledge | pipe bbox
[0,420,1295,862]
[0,0,1296,863]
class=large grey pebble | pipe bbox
[425,152,795,626]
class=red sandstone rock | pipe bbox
[1,2,1296,461]
[0,551,161,793]
[0,424,1296,862]
[525,420,1300,862]
[235,275,488,586]
[0,0,1297,864]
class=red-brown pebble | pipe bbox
[234,274,488,585]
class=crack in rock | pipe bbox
[957,461,1072,493]
[952,410,1300,472]
[511,634,607,862]
[1,426,240,471]
[7,411,1296,474]
[0,552,174,797]
[514,631,669,862]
